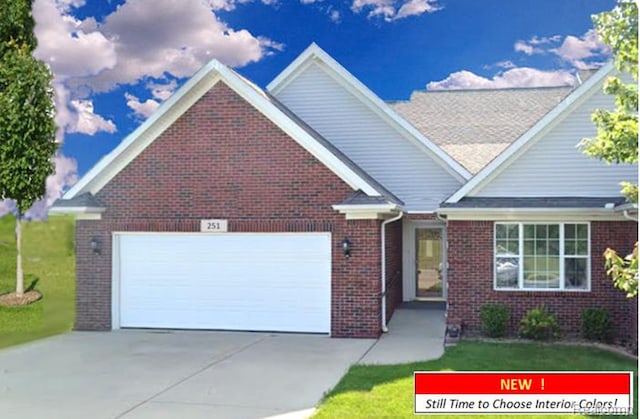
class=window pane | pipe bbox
[536,225,548,239]
[549,240,560,255]
[549,225,559,239]
[576,239,588,255]
[565,224,575,239]
[523,239,534,255]
[496,257,519,288]
[507,224,519,239]
[576,224,588,240]
[496,240,507,254]
[523,224,534,238]
[496,224,506,239]
[507,240,519,255]
[536,240,547,255]
[565,239,576,256]
[565,258,587,289]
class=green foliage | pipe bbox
[605,243,638,298]
[0,0,37,56]
[519,306,559,341]
[0,44,57,215]
[581,307,612,342]
[480,303,510,338]
[581,3,638,202]
[581,3,639,299]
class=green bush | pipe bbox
[480,304,510,337]
[519,306,559,340]
[581,307,612,342]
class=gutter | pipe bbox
[381,211,404,333]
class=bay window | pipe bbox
[494,222,589,291]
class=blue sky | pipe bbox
[1,0,617,217]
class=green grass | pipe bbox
[314,341,638,419]
[0,215,75,348]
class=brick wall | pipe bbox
[447,220,638,349]
[75,82,383,338]
[384,219,403,323]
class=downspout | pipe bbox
[381,211,404,333]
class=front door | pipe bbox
[415,228,443,299]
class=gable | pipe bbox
[270,59,463,211]
[97,82,355,219]
[472,83,637,198]
[61,59,390,205]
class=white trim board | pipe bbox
[64,59,384,200]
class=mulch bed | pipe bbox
[0,290,42,307]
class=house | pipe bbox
[50,44,638,344]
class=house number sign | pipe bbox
[200,219,228,232]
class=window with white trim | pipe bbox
[494,222,590,291]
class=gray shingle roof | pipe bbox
[51,192,105,208]
[390,86,574,174]
[440,196,627,209]
[338,190,401,205]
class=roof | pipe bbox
[59,57,400,207]
[267,43,472,182]
[51,192,105,208]
[440,196,627,209]
[445,62,615,203]
[391,86,573,174]
[339,190,401,205]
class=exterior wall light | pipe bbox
[90,236,102,255]
[342,238,352,258]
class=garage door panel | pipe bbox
[117,233,331,333]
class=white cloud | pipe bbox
[396,0,441,19]
[33,0,117,79]
[427,67,576,90]
[68,100,117,135]
[496,60,516,69]
[147,80,178,101]
[0,153,78,220]
[351,0,440,21]
[329,9,341,22]
[300,0,323,3]
[125,93,160,119]
[68,0,282,93]
[551,29,610,70]
[514,40,540,56]
[514,30,609,70]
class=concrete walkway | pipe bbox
[359,305,446,364]
[0,331,374,419]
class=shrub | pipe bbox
[519,306,559,340]
[480,304,510,337]
[581,307,612,342]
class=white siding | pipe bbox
[476,87,638,197]
[273,62,462,211]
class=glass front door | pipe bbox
[416,228,443,299]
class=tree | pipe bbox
[0,0,57,298]
[582,2,638,297]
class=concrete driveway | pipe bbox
[0,331,375,419]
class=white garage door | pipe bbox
[114,233,331,333]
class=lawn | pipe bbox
[0,215,75,349]
[314,341,638,419]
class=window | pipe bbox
[494,223,589,291]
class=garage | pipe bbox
[112,233,332,333]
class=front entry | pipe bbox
[415,228,444,299]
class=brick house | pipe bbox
[51,44,638,344]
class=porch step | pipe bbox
[401,301,446,310]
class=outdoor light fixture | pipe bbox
[90,236,101,255]
[342,238,352,258]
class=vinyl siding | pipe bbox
[475,85,638,197]
[272,62,462,211]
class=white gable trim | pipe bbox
[267,43,471,182]
[64,60,383,199]
[446,62,615,203]
[332,203,401,220]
